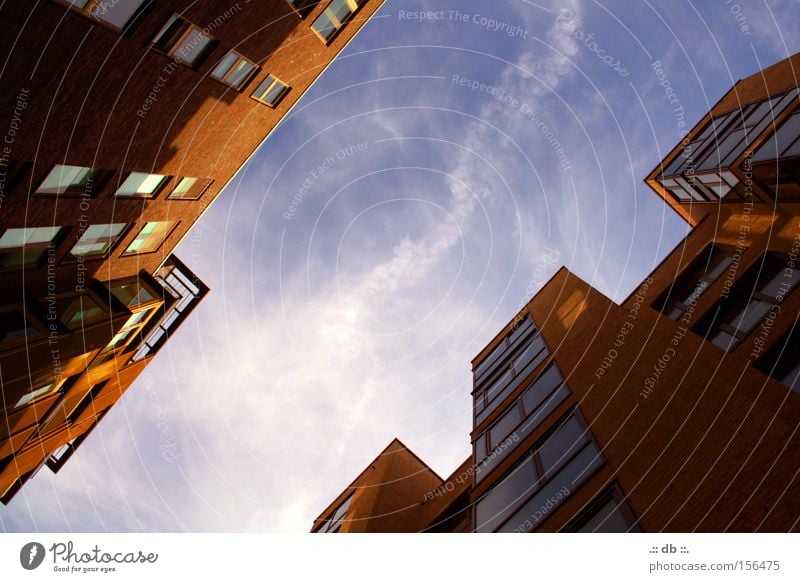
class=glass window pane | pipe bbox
[169,177,197,198]
[91,0,147,29]
[538,415,588,476]
[475,457,538,533]
[117,172,166,197]
[125,221,176,254]
[175,28,212,65]
[37,165,91,194]
[211,52,238,79]
[15,382,55,408]
[711,330,736,350]
[512,334,545,372]
[227,60,256,87]
[521,364,563,415]
[575,498,632,532]
[760,267,800,299]
[489,403,522,449]
[728,299,772,332]
[111,281,156,307]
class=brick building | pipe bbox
[312,52,800,533]
[0,0,384,503]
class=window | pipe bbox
[123,221,177,255]
[115,172,168,198]
[109,278,158,308]
[0,308,41,344]
[475,410,604,533]
[167,177,212,200]
[311,0,367,43]
[14,381,58,409]
[756,321,800,392]
[474,363,571,484]
[0,226,65,268]
[473,317,550,427]
[562,484,640,532]
[47,293,107,328]
[701,254,800,351]
[251,75,290,107]
[318,494,353,533]
[152,15,214,67]
[751,108,800,202]
[36,164,98,195]
[60,0,149,30]
[210,51,258,89]
[659,90,799,203]
[68,223,127,259]
[656,245,734,321]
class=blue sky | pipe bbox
[3,0,800,532]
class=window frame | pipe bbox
[167,177,213,201]
[150,14,215,68]
[121,220,179,256]
[474,408,605,533]
[53,0,151,32]
[114,172,170,199]
[250,74,291,108]
[561,483,641,532]
[209,50,259,90]
[0,226,67,270]
[40,289,109,330]
[66,223,129,262]
[655,244,736,321]
[310,0,366,44]
[703,253,800,351]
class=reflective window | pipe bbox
[251,75,290,107]
[756,324,800,393]
[0,226,64,268]
[702,254,800,351]
[655,245,734,321]
[311,0,366,42]
[152,15,213,67]
[563,484,639,532]
[69,223,127,259]
[167,177,212,200]
[124,221,177,254]
[36,164,98,195]
[110,280,156,307]
[116,172,168,198]
[475,410,603,532]
[63,0,148,30]
[319,494,353,533]
[211,51,258,89]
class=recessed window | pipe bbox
[69,223,127,259]
[701,254,800,351]
[14,381,59,409]
[36,164,98,195]
[251,75,290,107]
[475,410,604,533]
[0,226,65,268]
[562,484,640,532]
[110,279,157,308]
[116,172,169,198]
[473,317,550,427]
[659,90,800,203]
[124,221,177,255]
[656,245,735,321]
[167,177,212,200]
[60,0,149,30]
[311,0,366,43]
[474,363,571,484]
[756,322,800,392]
[152,14,214,67]
[0,308,41,344]
[210,51,258,89]
[49,294,107,328]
